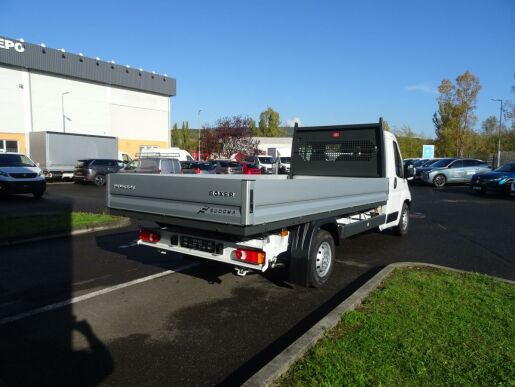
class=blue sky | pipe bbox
[1,0,514,137]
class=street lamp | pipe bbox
[197,109,202,161]
[61,91,71,132]
[491,99,503,168]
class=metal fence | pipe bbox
[469,151,515,167]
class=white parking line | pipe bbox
[0,262,198,326]
[336,259,373,269]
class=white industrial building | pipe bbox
[0,35,176,157]
[254,137,293,157]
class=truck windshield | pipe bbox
[258,157,275,164]
[280,157,291,163]
[0,154,36,167]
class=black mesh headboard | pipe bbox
[290,119,386,178]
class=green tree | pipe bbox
[393,126,433,158]
[258,107,281,137]
[433,71,481,157]
[249,118,259,136]
[383,120,391,132]
[181,121,191,151]
[171,123,181,147]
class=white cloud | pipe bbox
[405,82,438,95]
[286,117,302,127]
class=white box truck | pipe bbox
[29,132,119,179]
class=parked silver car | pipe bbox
[421,158,491,187]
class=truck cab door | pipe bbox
[383,138,408,228]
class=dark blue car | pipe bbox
[470,162,515,194]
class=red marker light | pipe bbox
[332,131,340,138]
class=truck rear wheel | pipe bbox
[309,230,335,288]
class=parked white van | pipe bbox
[137,147,194,161]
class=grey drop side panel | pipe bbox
[108,174,246,225]
[251,177,388,225]
[108,174,389,227]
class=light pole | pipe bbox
[197,109,202,160]
[61,91,71,132]
[491,99,503,168]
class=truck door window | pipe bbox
[393,142,403,178]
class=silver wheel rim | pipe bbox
[435,176,444,187]
[316,241,332,277]
[402,207,408,230]
[95,175,105,185]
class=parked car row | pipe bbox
[406,156,515,196]
[72,156,274,186]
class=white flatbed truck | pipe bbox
[107,119,413,287]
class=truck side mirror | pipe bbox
[404,164,414,180]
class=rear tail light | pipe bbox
[195,167,201,174]
[139,229,161,243]
[233,248,266,265]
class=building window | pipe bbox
[0,140,19,153]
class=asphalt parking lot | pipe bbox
[0,182,108,217]
[0,183,514,386]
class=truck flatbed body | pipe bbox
[108,174,388,237]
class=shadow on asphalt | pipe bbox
[0,192,114,385]
[95,232,299,288]
[218,266,383,386]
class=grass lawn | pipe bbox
[278,267,515,386]
[0,212,126,239]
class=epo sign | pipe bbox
[0,38,25,53]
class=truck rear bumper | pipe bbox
[138,228,290,271]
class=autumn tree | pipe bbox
[201,115,259,158]
[171,123,181,147]
[258,107,281,137]
[433,71,481,157]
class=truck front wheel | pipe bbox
[309,230,335,288]
[394,202,409,236]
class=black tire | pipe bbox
[394,202,409,236]
[308,229,335,288]
[33,191,45,199]
[433,174,446,188]
[94,174,106,186]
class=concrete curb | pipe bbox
[243,262,514,387]
[0,217,132,247]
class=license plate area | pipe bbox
[472,186,482,190]
[180,236,216,253]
